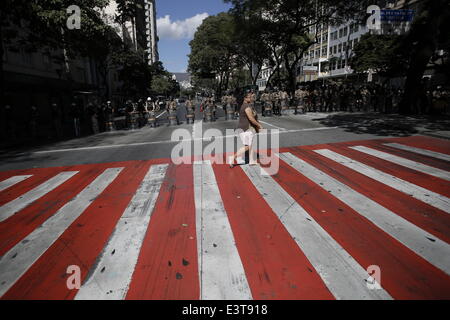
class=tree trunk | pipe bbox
[399,0,440,115]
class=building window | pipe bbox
[338,43,342,53]
[315,49,320,57]
[339,29,343,38]
[333,45,337,54]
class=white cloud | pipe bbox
[157,13,209,40]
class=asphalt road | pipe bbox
[0,101,432,171]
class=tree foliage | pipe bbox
[350,33,407,77]
[224,0,369,100]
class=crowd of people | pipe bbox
[259,81,449,115]
[0,96,185,144]
[2,80,448,145]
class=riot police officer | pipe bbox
[185,97,195,124]
[168,97,178,125]
[104,100,115,131]
[69,100,82,137]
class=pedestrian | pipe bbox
[228,91,263,168]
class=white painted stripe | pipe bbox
[315,149,450,214]
[279,152,450,275]
[0,175,32,192]
[193,160,252,300]
[193,120,203,139]
[156,110,167,119]
[259,120,287,131]
[351,146,450,181]
[31,127,339,155]
[75,164,168,300]
[0,171,78,222]
[383,143,450,162]
[242,164,392,300]
[0,167,123,298]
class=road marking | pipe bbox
[193,120,203,139]
[0,171,78,222]
[193,160,252,300]
[0,175,32,192]
[75,164,168,300]
[156,110,167,119]
[383,143,450,162]
[315,149,450,213]
[279,152,450,275]
[31,126,340,155]
[259,120,287,131]
[351,146,450,181]
[242,164,392,300]
[0,167,123,298]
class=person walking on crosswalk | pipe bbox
[228,90,263,168]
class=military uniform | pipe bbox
[280,90,289,114]
[186,99,195,123]
[260,92,270,116]
[168,99,178,125]
[271,91,280,115]
[104,101,115,131]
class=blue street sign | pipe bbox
[380,9,414,22]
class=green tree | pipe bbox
[225,0,370,101]
[398,0,450,114]
[188,13,239,96]
[0,0,110,105]
[350,33,407,79]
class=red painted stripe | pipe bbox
[1,161,149,300]
[358,141,450,172]
[0,165,107,255]
[389,135,450,155]
[126,164,199,300]
[300,147,450,244]
[321,143,450,199]
[0,167,65,206]
[212,163,335,300]
[276,147,450,299]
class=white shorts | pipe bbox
[239,129,255,146]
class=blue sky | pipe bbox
[155,0,232,73]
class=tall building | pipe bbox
[298,0,419,83]
[101,0,158,65]
[144,0,159,64]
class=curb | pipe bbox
[420,131,450,140]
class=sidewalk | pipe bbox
[421,130,450,140]
[299,111,450,140]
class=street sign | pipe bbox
[380,9,414,22]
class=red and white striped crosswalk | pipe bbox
[0,135,449,300]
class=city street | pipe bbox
[0,103,449,300]
[1,0,450,306]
